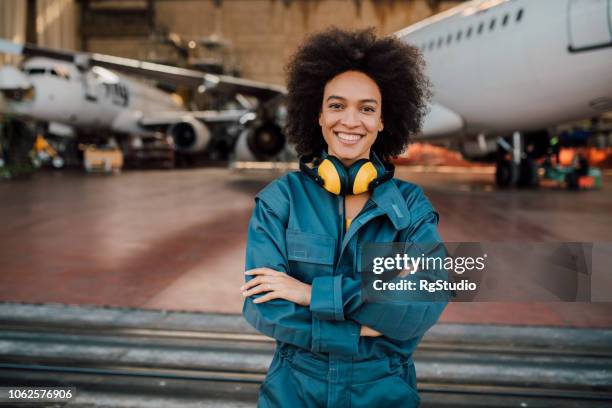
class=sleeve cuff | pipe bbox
[310,275,345,321]
[311,317,360,355]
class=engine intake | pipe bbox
[167,118,210,153]
[234,123,285,161]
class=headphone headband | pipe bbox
[299,154,323,184]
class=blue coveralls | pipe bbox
[243,171,448,407]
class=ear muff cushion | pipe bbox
[352,161,379,195]
[317,158,343,195]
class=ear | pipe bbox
[379,117,384,132]
[319,111,324,127]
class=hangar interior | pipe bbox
[0,1,611,407]
[1,0,610,174]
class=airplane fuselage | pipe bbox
[397,0,612,140]
[2,57,182,135]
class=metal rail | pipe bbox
[1,361,610,407]
[2,321,612,360]
[1,314,611,407]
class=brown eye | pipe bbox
[329,103,343,109]
[362,106,376,113]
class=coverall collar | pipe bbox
[369,179,411,231]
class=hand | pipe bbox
[241,268,312,306]
[360,325,382,337]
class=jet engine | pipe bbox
[234,123,285,161]
[167,117,211,153]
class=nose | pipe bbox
[0,65,34,102]
[340,107,360,128]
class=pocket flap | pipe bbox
[286,230,335,265]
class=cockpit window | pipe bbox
[24,67,70,80]
[25,68,46,75]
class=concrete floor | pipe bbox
[1,166,611,327]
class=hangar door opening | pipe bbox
[568,0,612,52]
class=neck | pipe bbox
[330,150,370,168]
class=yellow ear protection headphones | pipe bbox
[299,151,394,195]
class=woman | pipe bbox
[241,27,447,407]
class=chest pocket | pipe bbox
[286,229,336,284]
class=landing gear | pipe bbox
[518,157,539,188]
[495,131,539,188]
[565,172,579,190]
[495,158,518,187]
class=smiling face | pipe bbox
[319,70,383,167]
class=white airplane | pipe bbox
[2,0,610,182]
[0,40,287,163]
[395,0,612,186]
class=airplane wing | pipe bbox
[415,102,464,140]
[139,109,248,127]
[0,39,286,101]
[110,109,251,154]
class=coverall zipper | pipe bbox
[337,195,345,270]
[335,197,376,272]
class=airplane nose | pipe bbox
[0,65,34,102]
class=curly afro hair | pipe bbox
[285,26,431,159]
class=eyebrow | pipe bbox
[326,95,379,105]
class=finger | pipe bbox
[245,268,275,276]
[241,275,276,291]
[245,268,283,276]
[243,283,275,298]
[241,276,263,291]
[253,291,281,304]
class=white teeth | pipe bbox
[335,132,362,141]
